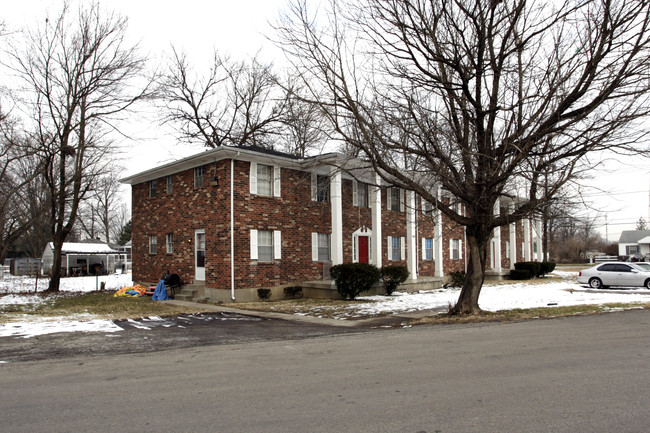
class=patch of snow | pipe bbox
[0,315,122,338]
[0,273,133,294]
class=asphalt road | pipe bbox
[1,310,649,432]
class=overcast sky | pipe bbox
[3,0,649,243]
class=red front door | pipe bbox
[358,236,369,263]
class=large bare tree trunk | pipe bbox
[449,226,489,315]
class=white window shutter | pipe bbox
[422,238,426,260]
[273,166,281,197]
[352,180,358,206]
[311,232,319,261]
[400,189,405,212]
[273,230,281,259]
[459,238,463,258]
[400,237,405,260]
[250,229,258,260]
[449,239,453,259]
[387,189,392,210]
[311,173,316,201]
[249,162,258,195]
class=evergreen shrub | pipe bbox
[330,263,381,299]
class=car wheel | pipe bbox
[645,279,650,290]
[589,278,603,289]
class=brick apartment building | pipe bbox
[122,145,543,302]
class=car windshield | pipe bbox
[632,262,650,271]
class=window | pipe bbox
[316,174,329,202]
[423,238,433,260]
[422,199,434,215]
[257,164,273,196]
[250,230,281,261]
[388,188,402,211]
[311,233,331,261]
[257,230,273,262]
[626,245,639,256]
[148,179,157,198]
[318,233,330,261]
[355,181,368,208]
[450,239,461,260]
[149,235,157,255]
[166,176,173,194]
[166,233,173,254]
[194,166,205,187]
[388,236,404,261]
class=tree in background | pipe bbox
[636,217,647,231]
[277,0,650,314]
[6,2,151,291]
[158,49,286,149]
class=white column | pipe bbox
[330,167,343,265]
[493,200,502,273]
[535,219,544,262]
[371,172,382,268]
[523,218,531,261]
[406,191,417,280]
[509,220,517,269]
[434,187,444,277]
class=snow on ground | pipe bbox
[0,273,133,339]
[2,270,650,338]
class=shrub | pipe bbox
[330,263,381,299]
[539,262,556,276]
[448,270,466,287]
[283,286,303,299]
[509,269,531,280]
[380,265,409,295]
[514,261,541,278]
[257,288,271,300]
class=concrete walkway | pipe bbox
[167,299,447,328]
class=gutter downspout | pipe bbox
[231,152,240,301]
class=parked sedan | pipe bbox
[577,262,650,289]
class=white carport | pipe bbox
[42,242,121,276]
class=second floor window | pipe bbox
[166,175,173,194]
[257,164,273,196]
[166,233,173,254]
[149,235,157,255]
[316,174,329,202]
[356,181,368,208]
[148,179,157,198]
[194,166,205,188]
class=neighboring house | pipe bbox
[618,230,650,258]
[42,240,121,276]
[121,145,543,302]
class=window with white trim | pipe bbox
[149,235,157,255]
[250,230,281,261]
[450,239,461,260]
[388,188,402,211]
[422,199,433,215]
[166,233,173,254]
[388,236,404,261]
[316,174,329,202]
[311,233,331,261]
[148,179,157,198]
[355,181,368,208]
[423,238,433,260]
[166,175,173,194]
[257,164,273,196]
[194,166,205,187]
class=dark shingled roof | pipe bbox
[235,145,302,160]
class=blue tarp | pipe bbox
[152,279,169,301]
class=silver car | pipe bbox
[577,262,650,289]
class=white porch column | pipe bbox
[371,172,382,268]
[509,222,517,270]
[535,218,543,262]
[406,190,417,279]
[434,187,444,277]
[492,199,502,273]
[330,167,343,265]
[523,218,531,261]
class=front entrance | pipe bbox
[195,229,206,281]
[358,236,369,263]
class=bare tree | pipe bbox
[77,169,128,243]
[6,2,150,291]
[0,110,47,263]
[159,48,286,149]
[279,76,329,156]
[277,0,650,314]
